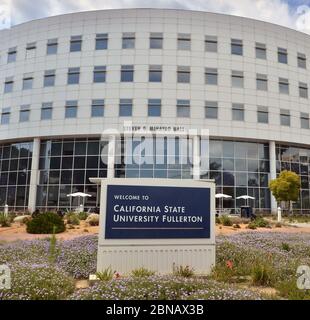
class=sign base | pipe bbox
[97,244,215,274]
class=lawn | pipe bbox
[0,232,309,300]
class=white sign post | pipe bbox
[90,178,216,275]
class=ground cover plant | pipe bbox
[0,232,309,300]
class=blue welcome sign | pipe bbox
[105,185,211,239]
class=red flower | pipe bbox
[114,272,121,279]
[226,260,233,269]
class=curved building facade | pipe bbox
[1,8,310,213]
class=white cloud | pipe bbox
[8,0,310,34]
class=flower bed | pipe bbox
[0,232,310,300]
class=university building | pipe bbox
[0,8,310,213]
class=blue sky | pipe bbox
[3,0,310,33]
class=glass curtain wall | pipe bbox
[201,139,270,213]
[36,138,108,211]
[0,141,33,211]
[276,144,310,213]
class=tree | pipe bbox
[269,170,301,213]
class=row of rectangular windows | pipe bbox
[0,100,309,129]
[4,33,307,68]
[3,66,310,98]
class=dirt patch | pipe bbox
[1,220,310,243]
[216,223,310,236]
[0,220,99,243]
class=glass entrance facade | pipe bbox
[276,144,310,214]
[4,137,310,213]
[0,141,33,211]
[36,138,108,211]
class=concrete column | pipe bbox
[28,138,40,213]
[192,134,200,180]
[107,135,116,179]
[269,140,277,213]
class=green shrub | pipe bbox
[172,264,195,278]
[220,215,233,226]
[281,242,291,251]
[86,214,99,226]
[0,212,11,227]
[26,212,66,234]
[131,267,155,278]
[251,263,273,286]
[247,222,257,229]
[65,212,80,225]
[254,217,270,228]
[78,211,88,220]
[49,228,60,264]
[96,267,114,281]
[215,216,221,224]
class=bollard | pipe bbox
[4,204,9,218]
[277,207,282,223]
[79,204,84,213]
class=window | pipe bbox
[231,39,243,55]
[298,53,306,69]
[1,108,10,125]
[256,74,268,91]
[205,35,217,52]
[96,33,108,50]
[41,102,53,120]
[93,66,106,83]
[91,100,104,117]
[205,68,218,85]
[65,101,78,118]
[299,82,308,98]
[257,106,268,124]
[22,73,33,90]
[278,47,287,64]
[19,105,30,122]
[301,112,309,129]
[148,99,161,117]
[119,99,132,117]
[205,101,218,119]
[279,78,289,94]
[4,77,13,93]
[280,109,290,126]
[7,47,17,63]
[121,65,134,82]
[177,66,190,83]
[231,70,244,88]
[149,65,162,82]
[177,100,190,118]
[150,32,163,49]
[44,70,55,87]
[70,35,82,52]
[232,103,244,121]
[122,33,135,49]
[47,38,58,55]
[26,42,36,58]
[255,42,266,59]
[177,33,191,50]
[67,67,80,84]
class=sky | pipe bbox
[2,0,310,33]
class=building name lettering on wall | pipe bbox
[123,124,186,133]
